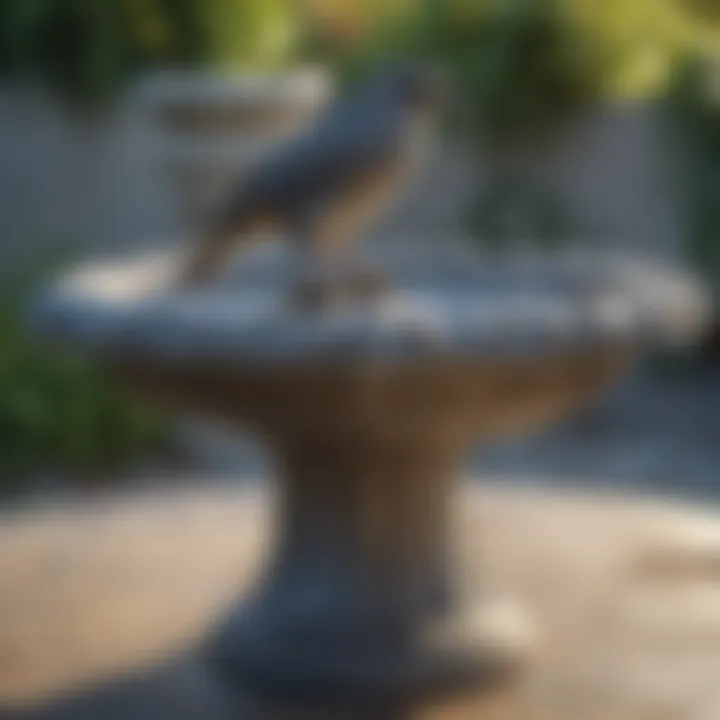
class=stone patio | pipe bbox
[2,476,720,719]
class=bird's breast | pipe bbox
[314,114,437,248]
[392,116,436,201]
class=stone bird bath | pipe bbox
[31,246,708,711]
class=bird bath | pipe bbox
[31,247,708,710]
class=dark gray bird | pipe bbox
[179,63,448,298]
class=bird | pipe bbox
[178,62,448,305]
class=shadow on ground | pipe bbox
[1,654,228,720]
[1,654,419,720]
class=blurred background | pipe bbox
[0,1,719,714]
[0,0,717,499]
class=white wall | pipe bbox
[0,84,181,271]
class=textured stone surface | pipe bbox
[2,484,720,718]
[32,249,708,362]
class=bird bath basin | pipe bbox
[32,247,708,708]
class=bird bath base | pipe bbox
[114,347,630,708]
[209,431,521,705]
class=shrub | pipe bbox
[318,0,717,250]
[0,0,304,109]
[666,51,720,291]
[0,266,169,488]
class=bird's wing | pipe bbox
[241,105,403,211]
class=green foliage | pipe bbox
[158,0,301,72]
[0,0,303,110]
[414,0,605,143]
[0,268,169,488]
[665,51,720,289]
[314,2,421,89]
[0,0,158,109]
[319,0,716,251]
[410,0,604,248]
[319,1,605,138]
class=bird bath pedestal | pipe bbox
[33,248,708,711]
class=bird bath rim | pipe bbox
[31,247,710,366]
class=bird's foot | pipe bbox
[288,266,390,313]
[290,278,345,312]
[343,266,391,303]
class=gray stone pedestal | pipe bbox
[212,432,510,704]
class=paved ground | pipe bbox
[3,484,720,718]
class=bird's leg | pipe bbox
[178,225,238,290]
[308,220,390,304]
[316,237,390,305]
[288,211,349,311]
[288,211,390,311]
[342,247,391,302]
